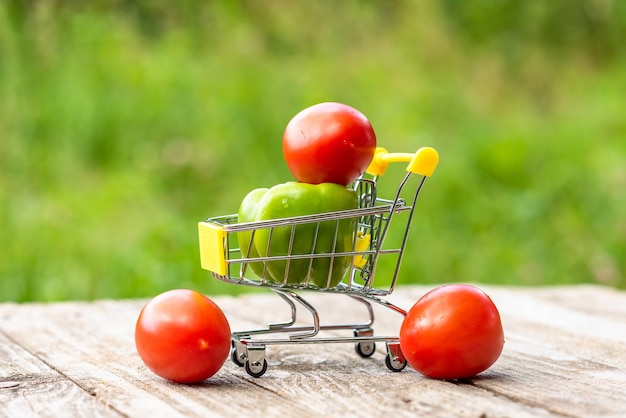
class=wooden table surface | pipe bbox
[1,284,625,418]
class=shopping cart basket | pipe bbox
[198,146,439,377]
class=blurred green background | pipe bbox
[1,0,625,302]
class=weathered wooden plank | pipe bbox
[0,329,54,379]
[0,299,319,418]
[0,329,116,418]
[387,285,626,418]
[182,289,587,417]
[1,285,625,418]
[220,286,626,417]
[0,377,116,418]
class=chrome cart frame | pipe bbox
[198,147,439,377]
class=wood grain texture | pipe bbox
[1,285,625,418]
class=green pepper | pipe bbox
[237,187,270,278]
[238,182,358,287]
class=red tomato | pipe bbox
[135,289,231,383]
[282,102,377,186]
[399,284,504,380]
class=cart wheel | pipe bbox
[385,353,407,372]
[244,359,268,378]
[230,346,245,367]
[355,341,376,358]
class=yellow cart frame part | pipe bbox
[366,147,439,177]
[198,221,228,276]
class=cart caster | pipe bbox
[244,345,267,378]
[355,341,376,358]
[245,358,268,378]
[385,353,407,372]
[354,328,376,358]
[231,347,244,367]
[230,340,247,367]
[385,342,407,372]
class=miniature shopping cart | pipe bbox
[198,147,439,377]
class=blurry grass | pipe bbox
[1,1,625,301]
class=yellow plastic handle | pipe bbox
[352,231,371,269]
[366,147,439,177]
